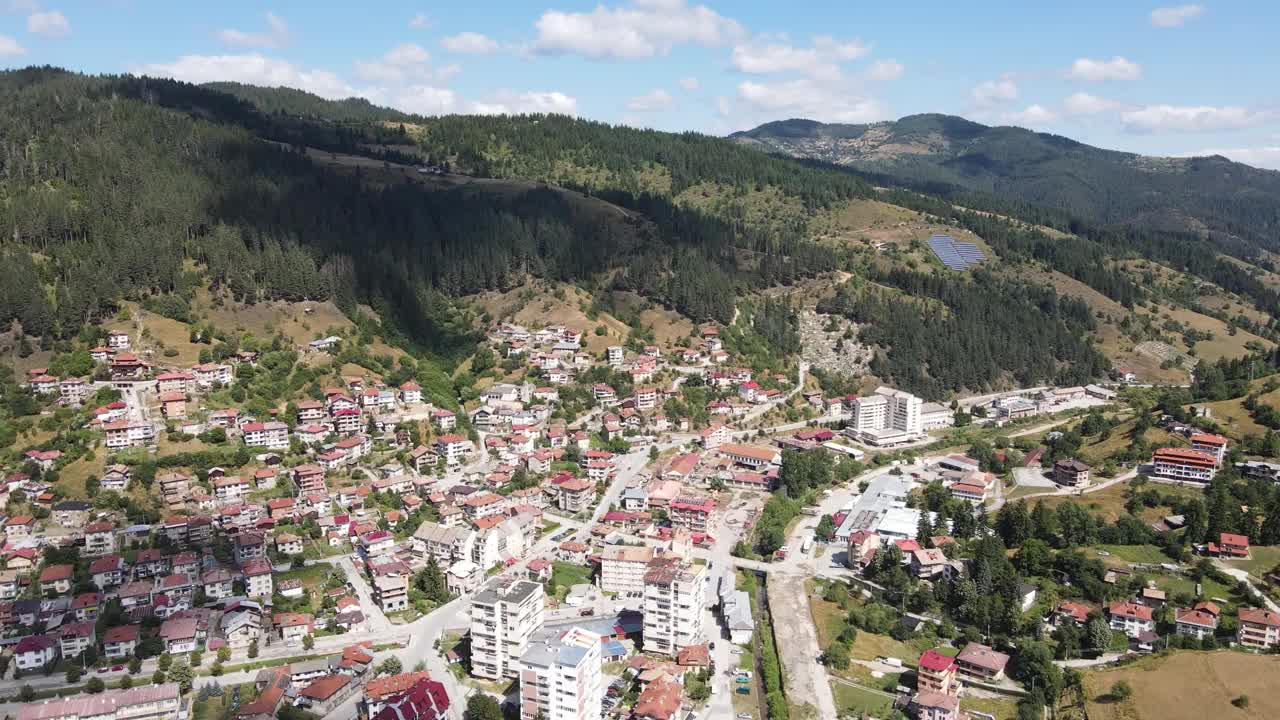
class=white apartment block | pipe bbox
[471,580,546,680]
[600,545,654,596]
[848,386,923,445]
[242,421,290,450]
[103,421,156,450]
[519,626,603,720]
[642,558,706,656]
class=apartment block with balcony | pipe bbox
[641,557,706,656]
[470,580,546,680]
[518,626,603,720]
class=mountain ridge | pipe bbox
[731,114,1280,250]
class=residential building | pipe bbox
[84,521,116,557]
[434,434,472,466]
[1053,458,1091,488]
[1207,532,1250,559]
[242,421,290,450]
[668,496,715,533]
[15,683,182,720]
[912,691,960,720]
[160,617,200,654]
[103,625,140,659]
[1174,602,1220,641]
[58,622,96,658]
[412,522,476,565]
[243,558,274,598]
[847,386,924,445]
[103,420,155,449]
[642,558,706,656]
[916,649,957,694]
[275,612,314,643]
[717,443,781,469]
[374,575,410,613]
[557,479,595,513]
[1108,601,1156,638]
[14,635,58,672]
[464,492,505,521]
[955,642,1009,682]
[470,580,546,680]
[600,545,654,596]
[1189,433,1229,465]
[1237,607,1280,650]
[518,626,603,720]
[1151,447,1217,483]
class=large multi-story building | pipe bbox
[847,387,923,446]
[518,626,603,720]
[1151,447,1217,483]
[642,557,706,656]
[16,683,182,720]
[471,580,546,680]
[599,545,654,596]
[1189,433,1229,466]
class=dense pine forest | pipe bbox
[3,66,1275,392]
[818,269,1108,399]
[0,68,848,354]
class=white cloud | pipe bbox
[217,12,290,49]
[715,95,731,116]
[442,32,499,54]
[408,13,432,29]
[866,59,904,81]
[678,76,699,91]
[729,36,867,79]
[1063,92,1120,115]
[532,0,743,60]
[736,78,887,123]
[133,54,357,99]
[1003,104,1057,127]
[1184,146,1280,170]
[1066,56,1142,82]
[971,76,1018,106]
[27,10,70,38]
[469,90,578,115]
[812,35,870,61]
[627,88,674,111]
[393,85,457,114]
[0,34,24,56]
[1121,104,1272,133]
[353,43,437,84]
[1151,4,1204,27]
[133,51,573,118]
[2,1,40,12]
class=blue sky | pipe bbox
[3,1,1279,168]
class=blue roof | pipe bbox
[602,640,627,658]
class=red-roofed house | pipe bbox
[1108,601,1155,638]
[1237,607,1280,649]
[1207,532,1250,559]
[917,649,958,694]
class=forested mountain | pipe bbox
[0,67,857,360]
[732,114,1280,250]
[3,67,1274,397]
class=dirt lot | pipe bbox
[1082,651,1280,720]
[768,574,837,719]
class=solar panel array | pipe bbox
[927,234,986,270]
